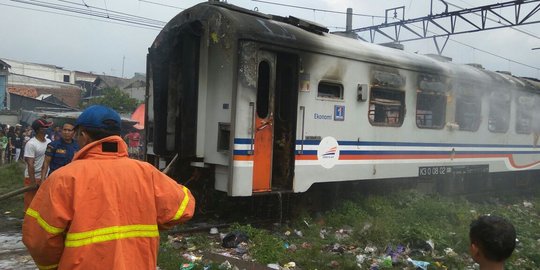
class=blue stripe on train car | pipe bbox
[234,138,538,149]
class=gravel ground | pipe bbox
[0,232,37,270]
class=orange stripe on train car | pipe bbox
[233,155,254,161]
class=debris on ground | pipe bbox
[158,190,540,270]
[221,231,249,248]
[407,257,430,270]
[210,227,219,235]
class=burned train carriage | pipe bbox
[146,1,540,197]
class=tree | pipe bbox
[83,87,140,113]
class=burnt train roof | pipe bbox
[150,1,539,94]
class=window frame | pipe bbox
[515,94,534,135]
[455,95,482,132]
[317,81,344,100]
[416,91,447,129]
[488,92,511,133]
[368,87,406,127]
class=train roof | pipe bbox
[151,1,539,94]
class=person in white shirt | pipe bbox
[23,118,52,211]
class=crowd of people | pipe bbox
[0,119,143,166]
[0,116,143,212]
[0,123,37,165]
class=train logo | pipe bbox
[317,137,340,169]
[323,147,337,157]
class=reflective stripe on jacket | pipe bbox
[22,135,195,270]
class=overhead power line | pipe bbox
[0,2,159,30]
[138,0,184,10]
[7,0,166,28]
[448,37,540,71]
[57,0,166,25]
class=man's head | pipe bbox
[470,215,516,263]
[31,119,53,134]
[75,105,121,147]
[61,123,76,142]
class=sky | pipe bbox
[0,0,539,79]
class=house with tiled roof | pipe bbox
[7,73,81,108]
[1,58,83,109]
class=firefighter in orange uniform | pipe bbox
[22,105,195,270]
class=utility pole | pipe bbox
[122,56,125,78]
[346,8,352,32]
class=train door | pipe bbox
[252,51,298,193]
[252,51,275,192]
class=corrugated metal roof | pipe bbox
[20,109,138,129]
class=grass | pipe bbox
[0,162,26,230]
[3,162,538,269]
[159,189,540,270]
[157,234,184,270]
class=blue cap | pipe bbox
[76,105,121,131]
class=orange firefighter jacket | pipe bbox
[22,135,195,270]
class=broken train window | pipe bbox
[317,81,343,100]
[488,92,511,133]
[515,94,534,134]
[368,88,405,126]
[256,61,271,119]
[416,91,446,129]
[455,95,481,132]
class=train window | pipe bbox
[368,88,405,126]
[516,95,534,134]
[455,95,481,131]
[256,61,270,118]
[416,92,446,129]
[318,81,343,99]
[488,93,511,133]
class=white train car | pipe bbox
[145,1,540,196]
